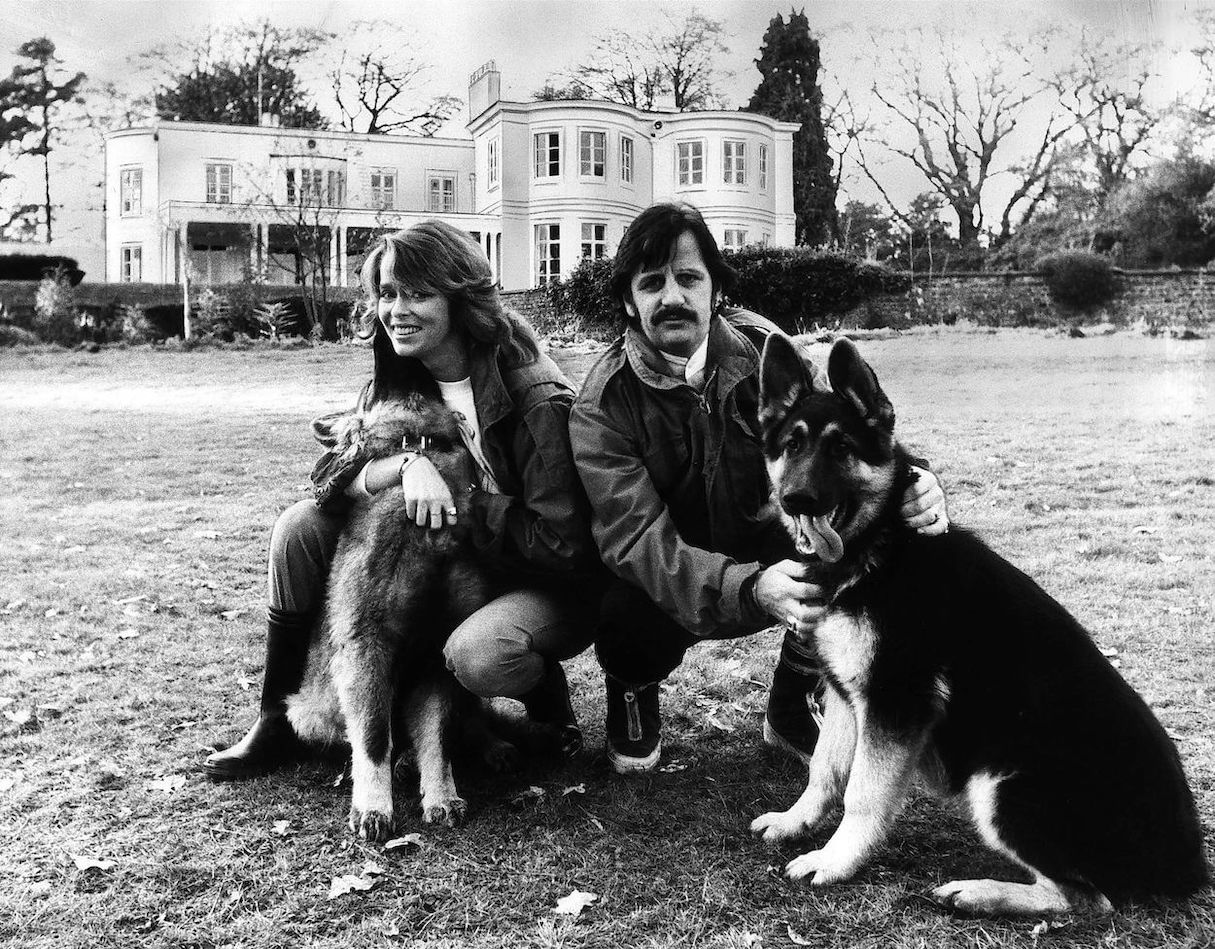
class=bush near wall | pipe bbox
[0,280,360,344]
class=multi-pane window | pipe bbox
[205,163,232,204]
[723,141,746,185]
[759,144,769,190]
[120,244,142,282]
[620,135,634,184]
[723,229,748,251]
[370,169,395,209]
[580,222,607,260]
[534,132,561,178]
[677,141,704,186]
[428,175,456,212]
[120,167,142,216]
[286,168,344,206]
[488,138,499,188]
[535,223,560,285]
[579,130,606,178]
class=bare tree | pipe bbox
[856,27,1078,249]
[1047,30,1167,198]
[327,21,460,135]
[542,11,730,110]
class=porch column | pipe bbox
[338,225,348,287]
[329,225,339,287]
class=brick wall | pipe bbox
[852,270,1215,329]
[500,288,555,322]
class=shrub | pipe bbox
[252,301,293,341]
[32,267,80,345]
[727,247,911,333]
[119,303,152,344]
[547,258,617,333]
[1035,251,1119,311]
[191,288,231,339]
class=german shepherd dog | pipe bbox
[287,393,497,842]
[750,333,1208,915]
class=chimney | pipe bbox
[468,61,501,121]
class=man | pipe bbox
[569,203,947,773]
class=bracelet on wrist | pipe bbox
[398,451,421,479]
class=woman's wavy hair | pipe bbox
[357,221,538,400]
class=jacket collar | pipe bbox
[623,312,760,396]
[468,346,514,430]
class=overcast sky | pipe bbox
[0,0,1205,271]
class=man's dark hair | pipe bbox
[610,203,737,318]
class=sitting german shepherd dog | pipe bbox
[751,334,1208,915]
[287,393,495,842]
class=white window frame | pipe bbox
[579,129,606,179]
[535,223,561,285]
[676,140,704,187]
[369,168,396,209]
[759,144,769,191]
[723,228,748,251]
[120,166,142,216]
[488,137,500,189]
[533,131,561,179]
[580,222,607,260]
[620,135,634,184]
[723,140,747,186]
[205,163,232,204]
[120,244,142,282]
[427,173,456,212]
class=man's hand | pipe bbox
[902,466,948,536]
[755,559,826,642]
[401,456,458,529]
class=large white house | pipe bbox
[104,64,798,291]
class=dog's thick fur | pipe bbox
[750,333,1208,915]
[287,393,495,842]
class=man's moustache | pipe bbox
[652,306,697,324]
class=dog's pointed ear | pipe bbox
[760,332,822,422]
[827,338,894,432]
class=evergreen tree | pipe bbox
[6,38,85,242]
[747,10,837,245]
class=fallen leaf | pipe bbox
[2,599,25,613]
[384,834,424,851]
[553,889,598,916]
[1133,525,1158,534]
[561,784,586,796]
[122,604,143,617]
[332,770,347,787]
[1098,646,1119,658]
[511,785,546,805]
[1159,553,1183,564]
[44,608,60,618]
[219,609,245,621]
[362,861,386,877]
[587,816,605,832]
[114,594,146,605]
[118,628,140,639]
[146,774,187,793]
[706,710,734,732]
[787,925,813,946]
[658,761,688,773]
[69,853,115,871]
[272,820,291,836]
[235,673,256,691]
[29,880,53,898]
[328,874,377,899]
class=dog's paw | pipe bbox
[422,796,468,828]
[750,809,810,844]
[348,806,394,843]
[785,848,857,886]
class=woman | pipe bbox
[204,221,598,779]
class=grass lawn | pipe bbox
[0,328,1211,948]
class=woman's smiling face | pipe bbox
[376,248,465,378]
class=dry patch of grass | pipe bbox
[0,331,1211,948]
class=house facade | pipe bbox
[104,64,798,291]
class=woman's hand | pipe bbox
[401,456,459,529]
[902,466,949,535]
[755,559,826,643]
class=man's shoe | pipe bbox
[604,676,661,774]
[520,661,583,758]
[763,659,824,761]
[203,711,305,780]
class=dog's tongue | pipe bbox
[807,514,844,563]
